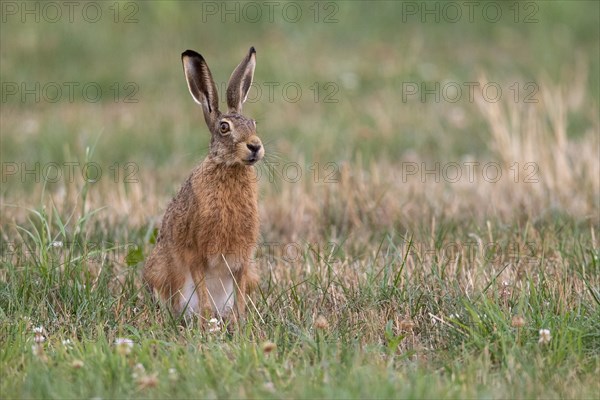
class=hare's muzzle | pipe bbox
[243,136,264,165]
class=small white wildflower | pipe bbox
[62,339,73,347]
[115,338,134,355]
[50,241,63,248]
[168,368,178,382]
[132,363,145,379]
[263,381,276,393]
[538,329,551,345]
[208,318,221,333]
[115,337,134,346]
[31,344,48,361]
[33,326,46,343]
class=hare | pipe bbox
[143,47,263,323]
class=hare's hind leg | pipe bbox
[144,247,203,317]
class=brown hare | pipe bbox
[144,47,263,324]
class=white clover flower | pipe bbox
[132,363,145,379]
[115,337,134,346]
[33,326,46,343]
[208,318,221,333]
[538,329,551,345]
[168,368,178,382]
[115,338,134,355]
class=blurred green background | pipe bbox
[1,4,599,399]
[1,0,598,192]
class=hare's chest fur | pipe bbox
[192,162,259,259]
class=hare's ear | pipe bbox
[182,50,220,127]
[226,47,256,113]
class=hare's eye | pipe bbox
[219,122,230,135]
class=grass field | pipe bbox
[1,1,599,398]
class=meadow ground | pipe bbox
[1,1,599,398]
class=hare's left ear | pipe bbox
[226,47,256,113]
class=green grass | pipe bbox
[1,1,599,399]
[1,204,599,398]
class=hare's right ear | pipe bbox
[182,50,220,127]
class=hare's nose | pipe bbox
[247,143,261,153]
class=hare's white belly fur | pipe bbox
[206,255,239,316]
[179,255,238,317]
[179,272,200,313]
